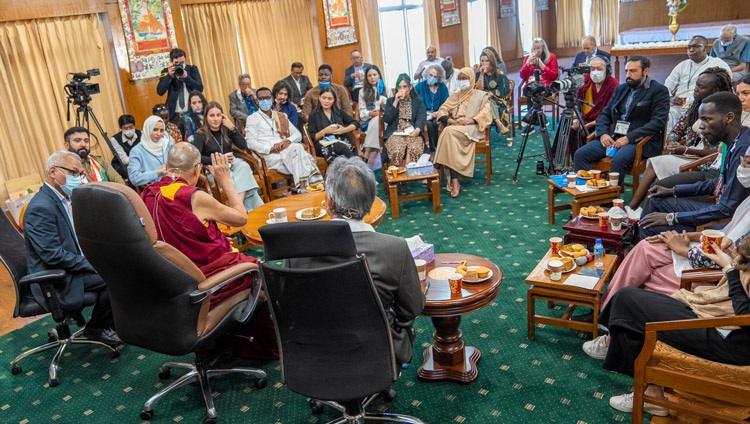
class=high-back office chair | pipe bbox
[70,182,267,423]
[0,212,120,387]
[258,221,424,424]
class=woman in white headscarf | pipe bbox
[128,115,175,186]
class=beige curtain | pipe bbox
[486,0,503,61]
[591,0,619,46]
[356,0,384,69]
[459,0,469,68]
[0,15,122,202]
[181,3,243,107]
[236,0,319,89]
[556,0,585,48]
[424,0,441,57]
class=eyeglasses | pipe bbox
[687,44,705,49]
[56,165,83,178]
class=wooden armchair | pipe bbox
[241,148,293,201]
[632,268,750,424]
[436,123,492,186]
[302,124,329,177]
[516,79,558,131]
[506,79,516,138]
[677,151,730,230]
[585,132,651,192]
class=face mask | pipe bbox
[123,129,136,138]
[319,81,331,89]
[737,166,750,188]
[61,175,83,197]
[258,98,273,111]
[377,79,384,95]
[590,70,605,84]
[457,80,471,91]
[426,75,438,86]
[720,41,732,47]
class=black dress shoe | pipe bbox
[570,312,594,323]
[83,327,124,346]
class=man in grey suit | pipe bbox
[292,157,425,365]
[24,151,121,345]
[282,62,313,106]
[228,73,259,124]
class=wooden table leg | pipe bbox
[547,184,556,224]
[527,288,536,340]
[418,315,481,384]
[430,178,441,213]
[387,183,400,219]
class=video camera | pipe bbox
[64,69,100,106]
[550,66,590,94]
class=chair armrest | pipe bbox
[680,268,724,289]
[189,262,259,304]
[18,269,66,287]
[632,135,651,164]
[645,314,750,332]
[679,152,719,173]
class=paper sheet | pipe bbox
[563,274,600,290]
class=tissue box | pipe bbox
[406,162,435,177]
[411,242,435,264]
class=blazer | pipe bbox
[282,74,313,106]
[23,184,99,310]
[343,63,371,92]
[156,64,204,119]
[595,77,670,159]
[572,49,611,68]
[228,89,258,123]
[382,96,427,141]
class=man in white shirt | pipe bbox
[413,46,444,81]
[664,35,732,129]
[245,87,323,189]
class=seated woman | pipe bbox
[433,68,492,198]
[739,74,750,126]
[127,115,174,186]
[582,236,750,418]
[414,64,449,154]
[519,37,559,86]
[475,47,511,141]
[272,80,299,127]
[358,65,387,167]
[627,67,733,212]
[382,74,427,186]
[307,86,360,163]
[477,46,508,75]
[182,90,206,143]
[110,114,141,179]
[192,101,264,212]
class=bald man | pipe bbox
[414,46,444,81]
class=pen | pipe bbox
[423,281,430,296]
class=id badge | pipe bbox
[614,120,630,136]
[426,111,433,121]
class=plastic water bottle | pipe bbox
[594,239,604,268]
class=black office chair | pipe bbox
[0,212,119,387]
[71,182,267,424]
[258,221,424,424]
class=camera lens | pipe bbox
[174,67,185,76]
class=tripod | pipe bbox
[549,91,592,174]
[67,97,124,174]
[512,95,555,182]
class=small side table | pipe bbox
[547,179,621,225]
[563,214,635,265]
[385,170,441,219]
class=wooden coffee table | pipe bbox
[526,250,616,340]
[563,214,635,265]
[418,253,503,384]
[547,178,621,225]
[384,169,441,219]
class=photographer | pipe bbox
[156,48,204,121]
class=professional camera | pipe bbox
[64,69,100,107]
[550,66,590,94]
[174,62,186,77]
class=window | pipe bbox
[467,0,488,67]
[378,0,425,88]
[518,0,533,53]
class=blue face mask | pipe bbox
[319,81,331,89]
[720,40,732,47]
[426,75,438,86]
[377,79,384,94]
[258,98,273,111]
[61,175,83,197]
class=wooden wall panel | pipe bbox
[619,0,747,33]
[435,0,466,69]
[315,0,362,87]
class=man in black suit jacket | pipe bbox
[343,49,371,102]
[24,151,121,345]
[282,62,313,106]
[156,48,204,121]
[572,35,611,68]
[574,56,670,185]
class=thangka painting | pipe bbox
[323,0,358,47]
[118,0,177,80]
[500,0,515,18]
[441,0,460,27]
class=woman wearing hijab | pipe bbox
[433,68,492,198]
[383,74,427,168]
[128,115,175,186]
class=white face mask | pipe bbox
[457,80,471,91]
[590,70,605,84]
[123,129,136,138]
[737,166,750,188]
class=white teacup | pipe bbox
[266,218,276,225]
[268,208,288,223]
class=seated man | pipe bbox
[64,126,125,184]
[245,87,323,189]
[710,24,750,84]
[572,35,611,68]
[343,49,370,102]
[290,157,425,365]
[229,73,259,124]
[640,92,750,238]
[573,55,669,186]
[301,64,353,123]
[24,151,121,345]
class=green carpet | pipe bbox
[0,129,650,423]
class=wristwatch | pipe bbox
[665,213,675,226]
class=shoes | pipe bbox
[609,392,669,417]
[495,121,509,135]
[83,327,123,346]
[582,335,608,360]
[571,311,594,323]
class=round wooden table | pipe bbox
[418,253,503,384]
[239,192,386,246]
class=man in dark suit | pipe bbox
[290,157,425,365]
[156,48,204,121]
[282,62,313,106]
[572,35,611,68]
[343,49,371,102]
[24,151,121,345]
[574,55,670,186]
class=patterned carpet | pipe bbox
[1,128,657,423]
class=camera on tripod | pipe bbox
[64,69,100,106]
[521,70,551,125]
[174,62,186,76]
[550,66,590,94]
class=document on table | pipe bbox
[563,274,599,290]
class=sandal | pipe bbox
[449,180,460,198]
